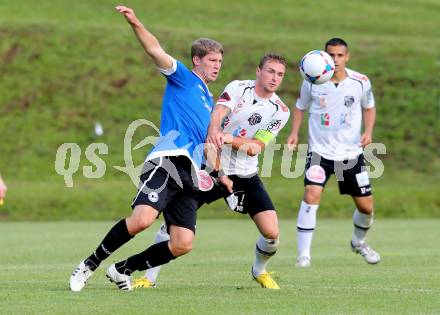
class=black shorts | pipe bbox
[131,156,199,233]
[198,174,275,217]
[304,152,372,197]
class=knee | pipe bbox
[169,239,193,257]
[358,206,373,215]
[262,229,279,241]
[304,188,321,204]
[126,208,156,235]
[356,197,374,215]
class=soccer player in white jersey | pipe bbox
[134,53,290,289]
[287,38,381,268]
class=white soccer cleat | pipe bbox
[106,264,132,291]
[70,260,94,292]
[295,256,311,268]
[351,241,381,264]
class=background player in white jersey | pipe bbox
[69,5,225,291]
[134,53,290,289]
[287,38,380,268]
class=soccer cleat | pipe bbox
[351,241,381,264]
[106,264,132,291]
[295,256,311,268]
[252,270,280,289]
[69,260,94,292]
[132,277,156,289]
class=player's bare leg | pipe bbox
[251,210,280,289]
[350,195,380,264]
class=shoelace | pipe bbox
[74,267,92,283]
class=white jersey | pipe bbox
[216,80,290,176]
[296,68,375,161]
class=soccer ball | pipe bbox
[299,50,335,84]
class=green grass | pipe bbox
[1,220,440,314]
[0,0,439,219]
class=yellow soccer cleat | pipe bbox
[252,271,280,289]
[132,277,156,289]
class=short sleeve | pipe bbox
[361,79,375,109]
[158,57,178,76]
[296,80,312,110]
[216,80,242,112]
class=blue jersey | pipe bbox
[147,59,214,169]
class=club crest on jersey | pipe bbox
[218,91,231,102]
[148,192,159,203]
[344,96,355,107]
[319,96,327,107]
[248,113,262,126]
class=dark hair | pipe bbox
[325,38,348,50]
[258,53,287,69]
[191,38,224,60]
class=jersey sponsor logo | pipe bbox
[320,113,330,126]
[366,89,373,104]
[232,126,247,137]
[306,165,326,184]
[223,116,230,127]
[248,113,262,126]
[148,191,159,203]
[352,73,368,81]
[197,170,214,192]
[276,99,289,112]
[218,91,231,102]
[266,119,282,132]
[344,95,355,107]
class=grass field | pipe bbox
[1,220,439,314]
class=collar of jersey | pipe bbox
[191,70,212,96]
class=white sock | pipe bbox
[352,209,373,246]
[297,201,319,258]
[252,235,279,276]
[144,222,169,283]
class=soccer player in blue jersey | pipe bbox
[69,5,225,291]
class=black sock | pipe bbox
[85,219,133,270]
[115,241,176,275]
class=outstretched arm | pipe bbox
[115,5,173,70]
